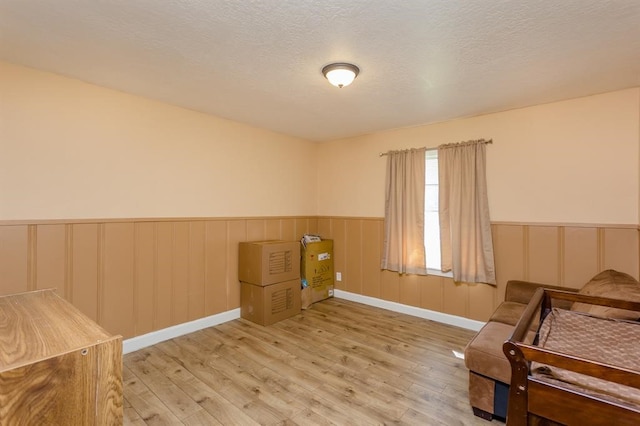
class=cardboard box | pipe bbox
[301,240,334,304]
[239,240,300,286]
[240,280,301,326]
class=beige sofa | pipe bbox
[463,269,640,421]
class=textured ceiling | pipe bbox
[1,1,639,142]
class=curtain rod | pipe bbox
[379,138,493,157]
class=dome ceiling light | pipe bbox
[322,63,360,88]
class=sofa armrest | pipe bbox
[504,280,577,305]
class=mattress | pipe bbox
[531,308,640,409]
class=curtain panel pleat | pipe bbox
[438,141,496,285]
[381,148,427,275]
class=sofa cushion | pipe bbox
[464,321,535,384]
[490,301,541,330]
[571,269,640,320]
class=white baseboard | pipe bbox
[122,308,241,354]
[333,289,485,332]
[123,291,484,354]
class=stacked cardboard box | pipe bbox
[301,239,334,308]
[238,241,301,326]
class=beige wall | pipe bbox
[0,62,318,220]
[1,61,639,334]
[317,88,640,224]
[2,61,637,229]
[315,88,640,325]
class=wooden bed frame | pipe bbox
[503,288,640,425]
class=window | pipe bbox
[424,150,441,271]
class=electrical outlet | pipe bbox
[336,272,342,281]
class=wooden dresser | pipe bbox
[0,289,123,425]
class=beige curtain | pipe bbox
[438,141,496,284]
[381,148,427,275]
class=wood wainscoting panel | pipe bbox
[361,220,382,299]
[102,223,135,339]
[467,282,498,322]
[188,221,206,322]
[155,222,174,330]
[308,217,320,235]
[225,220,246,310]
[331,218,347,292]
[492,224,525,305]
[246,219,265,242]
[319,218,640,323]
[265,218,281,240]
[398,274,420,308]
[295,217,317,238]
[35,224,67,296]
[0,225,29,296]
[527,226,561,285]
[134,222,155,336]
[204,220,228,315]
[602,227,639,280]
[1,217,638,337]
[279,218,296,242]
[442,280,468,318]
[419,274,444,312]
[380,269,400,302]
[171,222,190,326]
[72,224,99,322]
[317,217,332,239]
[563,227,599,289]
[345,219,363,294]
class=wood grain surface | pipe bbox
[124,298,486,425]
[0,289,123,425]
[0,289,112,369]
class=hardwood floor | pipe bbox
[123,298,492,425]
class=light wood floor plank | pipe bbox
[181,408,223,426]
[124,298,491,425]
[127,352,203,421]
[288,408,334,425]
[123,366,184,425]
[156,339,285,425]
[123,405,147,426]
[135,346,261,425]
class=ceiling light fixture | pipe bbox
[322,63,360,88]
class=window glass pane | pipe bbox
[424,211,441,270]
[425,154,438,184]
[424,150,441,270]
[425,185,438,211]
